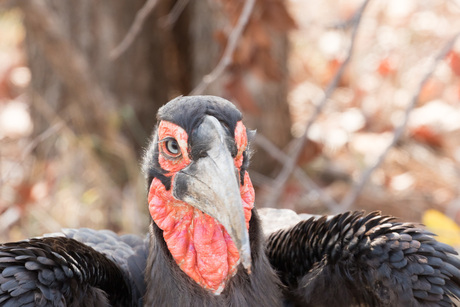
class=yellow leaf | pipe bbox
[422,209,460,248]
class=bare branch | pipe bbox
[160,0,190,28]
[263,0,371,208]
[190,0,256,95]
[254,134,340,211]
[110,0,159,60]
[338,32,460,213]
[21,122,63,160]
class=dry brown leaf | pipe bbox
[259,0,297,32]
[297,139,323,166]
[252,50,282,81]
[410,125,443,148]
[377,57,396,77]
[246,20,271,49]
[448,51,460,77]
[225,73,261,115]
[419,79,444,104]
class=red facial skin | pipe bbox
[148,120,254,294]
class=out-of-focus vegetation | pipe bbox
[1,0,460,248]
[280,0,460,247]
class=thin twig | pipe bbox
[21,122,63,160]
[0,121,60,187]
[264,0,371,208]
[160,0,189,28]
[110,0,159,60]
[248,170,275,187]
[338,33,460,213]
[254,134,340,211]
[190,0,256,95]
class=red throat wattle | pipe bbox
[148,120,254,294]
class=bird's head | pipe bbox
[143,96,255,294]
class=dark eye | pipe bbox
[162,138,181,157]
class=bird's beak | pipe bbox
[172,116,252,273]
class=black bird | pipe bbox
[1,95,460,306]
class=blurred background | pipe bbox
[1,0,460,247]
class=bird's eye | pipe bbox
[161,138,181,158]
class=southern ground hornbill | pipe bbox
[1,95,460,306]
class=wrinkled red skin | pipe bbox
[148,120,254,294]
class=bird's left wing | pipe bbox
[263,210,460,306]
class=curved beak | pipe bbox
[172,116,252,273]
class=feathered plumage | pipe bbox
[266,211,460,306]
[1,96,460,306]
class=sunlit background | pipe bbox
[1,0,460,248]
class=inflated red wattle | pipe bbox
[148,175,254,294]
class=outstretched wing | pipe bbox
[264,211,460,306]
[0,229,148,306]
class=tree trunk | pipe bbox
[22,0,169,156]
[18,0,171,233]
[22,0,293,183]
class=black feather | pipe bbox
[0,234,143,306]
[265,211,460,306]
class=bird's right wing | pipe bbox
[263,210,460,306]
[60,228,148,304]
[0,229,148,306]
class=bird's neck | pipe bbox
[144,210,284,306]
[158,205,241,294]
